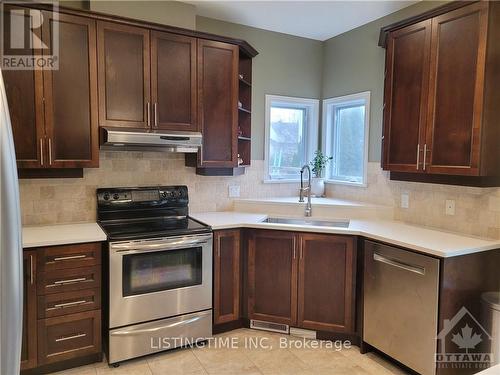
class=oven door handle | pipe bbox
[111,234,212,254]
[110,315,205,336]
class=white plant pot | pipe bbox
[310,177,325,197]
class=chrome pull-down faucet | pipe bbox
[299,165,312,217]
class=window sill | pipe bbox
[325,179,367,188]
[263,179,301,184]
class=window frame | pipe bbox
[322,91,370,187]
[264,95,319,183]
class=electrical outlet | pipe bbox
[401,192,409,209]
[228,185,240,198]
[445,199,455,216]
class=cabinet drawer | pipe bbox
[37,266,101,295]
[38,310,101,365]
[38,288,101,319]
[37,243,101,272]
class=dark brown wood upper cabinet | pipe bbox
[42,12,98,168]
[21,251,38,370]
[151,32,197,131]
[3,6,45,169]
[425,2,487,176]
[213,230,241,325]
[383,20,431,172]
[381,1,500,184]
[297,234,356,333]
[248,230,298,326]
[97,21,150,129]
[197,39,239,168]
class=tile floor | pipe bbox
[53,328,410,375]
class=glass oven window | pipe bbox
[123,247,202,297]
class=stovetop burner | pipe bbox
[96,186,211,241]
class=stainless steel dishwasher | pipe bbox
[363,240,440,375]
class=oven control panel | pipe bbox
[97,186,188,205]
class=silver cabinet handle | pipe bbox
[55,333,86,342]
[30,255,34,285]
[53,300,87,309]
[423,144,427,170]
[51,277,87,286]
[53,254,86,262]
[373,253,425,275]
[40,139,44,166]
[48,138,53,165]
[416,144,420,170]
[147,102,151,127]
[154,102,158,128]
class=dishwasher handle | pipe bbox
[373,252,425,276]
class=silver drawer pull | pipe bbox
[53,300,87,309]
[53,255,87,262]
[55,333,87,342]
[373,253,425,275]
[52,277,87,286]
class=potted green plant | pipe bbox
[309,150,333,197]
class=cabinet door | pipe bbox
[297,234,356,333]
[151,32,197,131]
[2,6,45,168]
[197,40,238,167]
[42,13,98,168]
[425,2,488,175]
[382,20,431,172]
[248,230,298,326]
[21,251,37,370]
[213,230,240,324]
[97,22,150,129]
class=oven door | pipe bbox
[109,233,212,328]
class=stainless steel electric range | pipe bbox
[97,186,212,365]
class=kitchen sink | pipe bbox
[261,217,350,228]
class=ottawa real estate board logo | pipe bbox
[436,306,494,371]
[1,1,59,70]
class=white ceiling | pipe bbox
[188,1,417,41]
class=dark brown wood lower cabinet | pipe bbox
[21,251,38,370]
[298,234,356,333]
[248,230,298,326]
[213,230,241,324]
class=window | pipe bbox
[322,92,370,186]
[265,95,319,182]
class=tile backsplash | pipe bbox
[325,163,500,240]
[19,154,500,240]
[19,152,300,226]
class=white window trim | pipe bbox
[322,91,370,187]
[264,94,319,183]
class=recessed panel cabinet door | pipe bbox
[297,234,356,333]
[3,6,45,168]
[213,230,241,324]
[425,2,488,175]
[21,251,37,370]
[382,20,431,172]
[97,22,150,129]
[197,40,238,167]
[42,13,98,168]
[248,230,298,326]
[151,32,197,131]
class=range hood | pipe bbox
[100,128,202,153]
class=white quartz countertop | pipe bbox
[23,222,107,248]
[477,365,500,375]
[192,212,500,258]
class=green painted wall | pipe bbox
[322,1,447,162]
[196,16,323,160]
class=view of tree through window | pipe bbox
[331,105,365,182]
[269,106,306,179]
